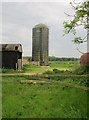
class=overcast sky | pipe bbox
[0,0,87,57]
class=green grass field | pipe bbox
[1,61,88,118]
[2,76,87,118]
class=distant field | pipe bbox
[1,61,77,74]
[2,76,87,118]
[49,61,75,68]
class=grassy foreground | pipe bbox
[2,61,88,118]
[2,76,87,118]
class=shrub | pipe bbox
[73,64,89,75]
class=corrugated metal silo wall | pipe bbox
[32,28,40,61]
[32,27,49,66]
[40,28,49,65]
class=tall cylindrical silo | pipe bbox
[32,24,49,66]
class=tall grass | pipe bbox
[73,64,89,75]
[2,76,87,118]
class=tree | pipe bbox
[63,0,89,44]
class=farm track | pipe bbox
[19,79,89,91]
[1,73,89,91]
[0,73,88,77]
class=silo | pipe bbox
[32,24,49,66]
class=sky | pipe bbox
[0,0,87,57]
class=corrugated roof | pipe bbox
[0,44,22,52]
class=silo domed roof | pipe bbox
[34,24,48,28]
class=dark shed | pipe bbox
[0,44,22,70]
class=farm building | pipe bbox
[32,24,49,66]
[0,44,22,70]
[80,52,89,65]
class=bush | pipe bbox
[73,64,89,75]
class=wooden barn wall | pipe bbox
[0,51,22,70]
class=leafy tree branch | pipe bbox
[63,0,89,44]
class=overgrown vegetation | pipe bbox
[42,62,89,75]
[2,61,88,118]
[2,76,87,118]
[73,64,89,75]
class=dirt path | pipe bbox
[0,73,87,77]
[19,78,89,91]
[1,72,88,91]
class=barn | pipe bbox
[0,44,22,70]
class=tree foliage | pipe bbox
[63,0,89,44]
[48,56,79,61]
